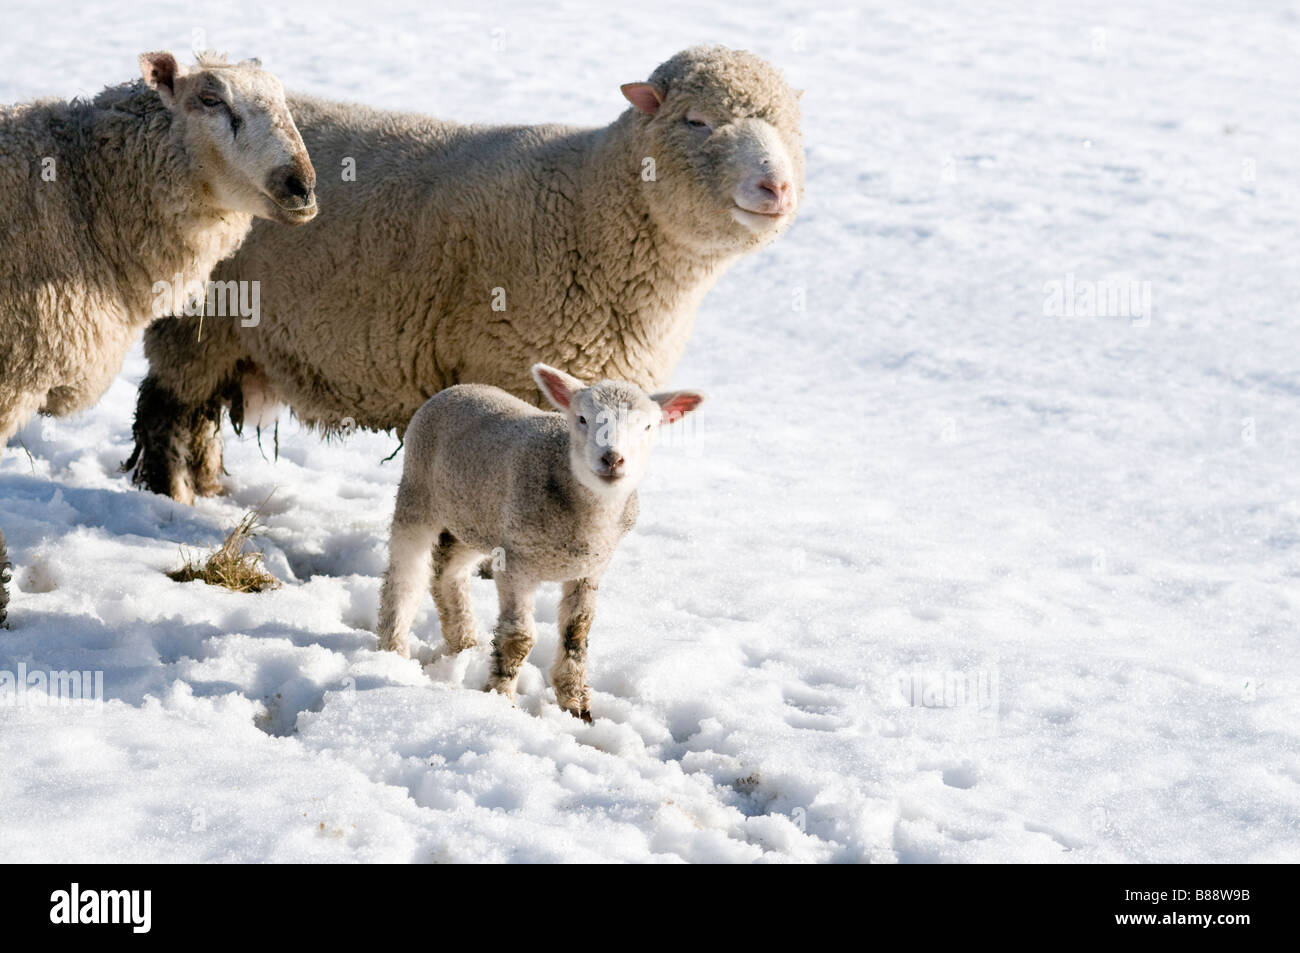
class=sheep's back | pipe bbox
[207,95,599,429]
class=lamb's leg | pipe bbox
[485,576,537,701]
[551,578,598,723]
[377,521,438,658]
[431,532,480,653]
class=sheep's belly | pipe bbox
[521,545,615,583]
[461,530,616,583]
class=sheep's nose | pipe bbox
[269,164,316,209]
[284,174,310,200]
[756,177,794,213]
[600,449,625,469]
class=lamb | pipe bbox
[127,45,802,503]
[376,363,704,722]
[0,51,316,447]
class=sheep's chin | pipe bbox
[730,206,788,232]
[572,464,634,502]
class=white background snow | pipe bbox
[1,0,1298,862]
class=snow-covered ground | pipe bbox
[2,0,1298,862]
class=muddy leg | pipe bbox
[0,527,10,629]
[431,532,481,653]
[551,577,598,722]
[485,575,537,701]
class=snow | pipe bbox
[2,0,1299,862]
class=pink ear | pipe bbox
[653,390,705,424]
[621,82,664,116]
[531,363,583,411]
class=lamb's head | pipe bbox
[532,364,704,499]
[621,46,804,254]
[139,51,317,226]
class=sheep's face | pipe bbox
[139,52,317,226]
[622,47,804,255]
[532,364,705,501]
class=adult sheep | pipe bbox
[127,45,804,503]
[0,51,317,446]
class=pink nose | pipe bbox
[755,178,794,214]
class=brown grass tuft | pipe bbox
[168,500,280,593]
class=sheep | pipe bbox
[376,363,704,722]
[127,45,803,503]
[0,528,9,629]
[0,50,317,447]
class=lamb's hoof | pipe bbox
[377,638,410,660]
[573,708,593,724]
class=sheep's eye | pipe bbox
[644,423,652,431]
[577,416,587,426]
[686,117,710,129]
[199,94,223,108]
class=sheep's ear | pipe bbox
[651,390,705,425]
[139,51,182,105]
[532,363,585,412]
[621,82,664,116]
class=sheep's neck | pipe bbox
[558,459,637,515]
[570,120,730,384]
[79,89,253,331]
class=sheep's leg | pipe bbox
[0,390,45,447]
[189,407,226,497]
[485,577,537,701]
[551,578,598,723]
[125,374,220,504]
[377,521,438,659]
[431,532,480,653]
[0,527,10,629]
[127,316,242,502]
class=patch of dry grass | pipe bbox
[168,500,280,593]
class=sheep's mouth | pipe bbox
[595,470,625,483]
[276,200,317,219]
[258,186,318,222]
[730,205,788,230]
[268,201,318,225]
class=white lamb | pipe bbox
[377,364,704,722]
